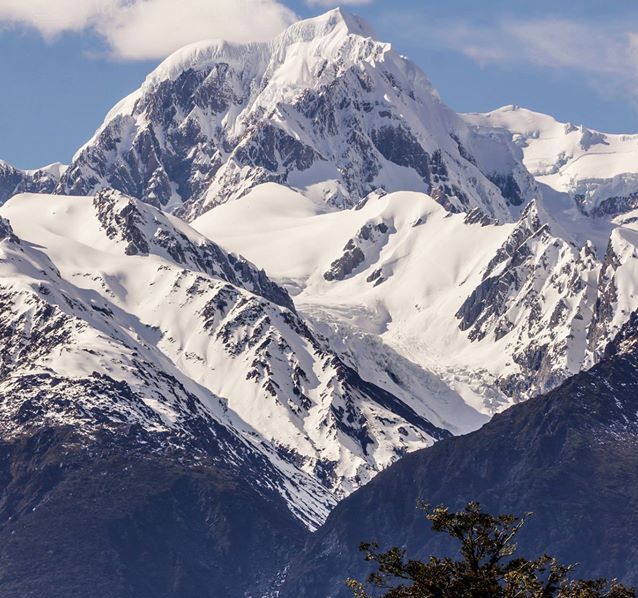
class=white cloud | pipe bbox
[307,0,374,5]
[0,0,298,60]
[390,13,638,102]
[450,18,638,78]
[0,0,117,38]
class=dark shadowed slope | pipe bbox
[0,427,308,598]
[280,312,638,597]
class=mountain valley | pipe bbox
[0,8,637,596]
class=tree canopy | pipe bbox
[347,502,635,598]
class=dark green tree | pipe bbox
[347,502,634,598]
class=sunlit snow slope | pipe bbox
[0,191,462,528]
[195,183,638,413]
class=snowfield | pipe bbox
[0,191,461,528]
[195,182,638,415]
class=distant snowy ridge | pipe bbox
[465,105,638,217]
[0,160,65,205]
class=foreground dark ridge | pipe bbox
[278,312,638,596]
[0,427,307,598]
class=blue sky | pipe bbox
[1,0,637,169]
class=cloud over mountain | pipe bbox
[0,0,297,60]
[386,11,638,106]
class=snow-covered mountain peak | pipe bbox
[0,159,67,179]
[280,7,375,43]
[517,197,544,227]
[148,7,374,81]
[98,8,378,117]
[468,105,616,161]
[56,10,536,220]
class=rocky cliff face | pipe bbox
[455,200,602,397]
[0,160,63,205]
[56,10,536,221]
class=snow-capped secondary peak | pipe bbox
[465,106,638,217]
[0,159,64,205]
[24,161,68,178]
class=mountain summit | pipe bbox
[55,10,535,220]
